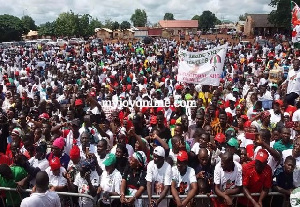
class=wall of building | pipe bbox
[244,16,254,36]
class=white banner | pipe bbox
[177,45,227,86]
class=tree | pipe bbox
[21,15,37,34]
[238,13,248,21]
[269,0,300,29]
[54,11,80,37]
[0,14,24,42]
[164,13,175,20]
[104,19,114,29]
[192,15,201,29]
[78,14,91,37]
[130,9,147,27]
[198,10,220,31]
[120,21,131,30]
[38,21,56,37]
[89,18,103,34]
[111,21,120,31]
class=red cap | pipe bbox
[175,85,183,90]
[49,157,61,171]
[243,120,252,128]
[69,145,80,160]
[39,113,50,120]
[214,133,226,143]
[275,100,283,106]
[15,71,19,76]
[170,119,176,125]
[75,99,83,106]
[240,115,248,121]
[150,116,157,124]
[177,150,188,162]
[255,149,269,163]
[90,92,96,97]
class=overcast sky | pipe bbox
[0,0,274,25]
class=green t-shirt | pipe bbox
[0,166,27,206]
[273,140,293,152]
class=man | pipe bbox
[170,150,197,207]
[214,152,242,206]
[283,59,300,105]
[273,128,293,152]
[239,149,272,207]
[146,146,172,207]
[212,111,231,136]
[20,171,61,207]
[282,137,300,187]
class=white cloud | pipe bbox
[0,0,273,25]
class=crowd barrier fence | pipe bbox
[0,187,288,207]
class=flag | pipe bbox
[292,1,300,43]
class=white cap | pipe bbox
[153,146,165,158]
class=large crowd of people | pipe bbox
[0,35,299,207]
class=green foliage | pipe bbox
[130,9,147,27]
[238,13,248,21]
[164,13,175,20]
[120,21,131,30]
[38,21,56,37]
[198,11,219,31]
[268,0,300,29]
[54,11,79,37]
[104,19,114,30]
[21,15,37,34]
[112,21,120,31]
[0,14,24,42]
[89,18,103,34]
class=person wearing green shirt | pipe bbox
[0,164,28,207]
[273,128,293,152]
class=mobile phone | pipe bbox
[245,132,256,140]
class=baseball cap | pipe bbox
[232,88,239,92]
[39,113,50,120]
[52,137,65,150]
[49,157,61,171]
[153,146,165,158]
[177,150,188,162]
[255,149,269,163]
[103,153,117,166]
[227,138,239,149]
[70,145,80,160]
[274,100,283,106]
[75,99,83,106]
[214,133,226,143]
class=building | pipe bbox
[148,28,162,37]
[123,29,135,40]
[235,21,245,32]
[95,28,113,40]
[25,30,38,40]
[132,27,148,39]
[158,20,198,37]
[113,29,123,39]
[244,14,284,37]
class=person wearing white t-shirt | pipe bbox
[20,171,61,207]
[171,150,197,207]
[46,157,67,192]
[66,160,100,207]
[214,152,242,206]
[146,146,172,207]
[292,102,300,123]
[99,153,122,207]
[283,59,300,105]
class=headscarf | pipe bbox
[132,151,147,168]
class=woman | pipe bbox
[115,143,129,174]
[120,151,147,207]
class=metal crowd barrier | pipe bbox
[0,187,287,207]
[0,187,96,207]
[109,192,287,207]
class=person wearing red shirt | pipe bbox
[238,149,272,207]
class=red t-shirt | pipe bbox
[238,161,272,206]
[0,153,11,165]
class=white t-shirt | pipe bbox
[286,69,300,95]
[171,166,197,194]
[282,149,300,187]
[269,109,282,124]
[29,157,49,171]
[146,161,172,207]
[99,169,122,204]
[20,191,61,207]
[214,161,242,191]
[110,144,134,157]
[292,109,300,122]
[74,171,100,207]
[191,143,211,157]
[45,167,67,187]
[225,107,236,116]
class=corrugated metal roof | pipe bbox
[158,20,198,28]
